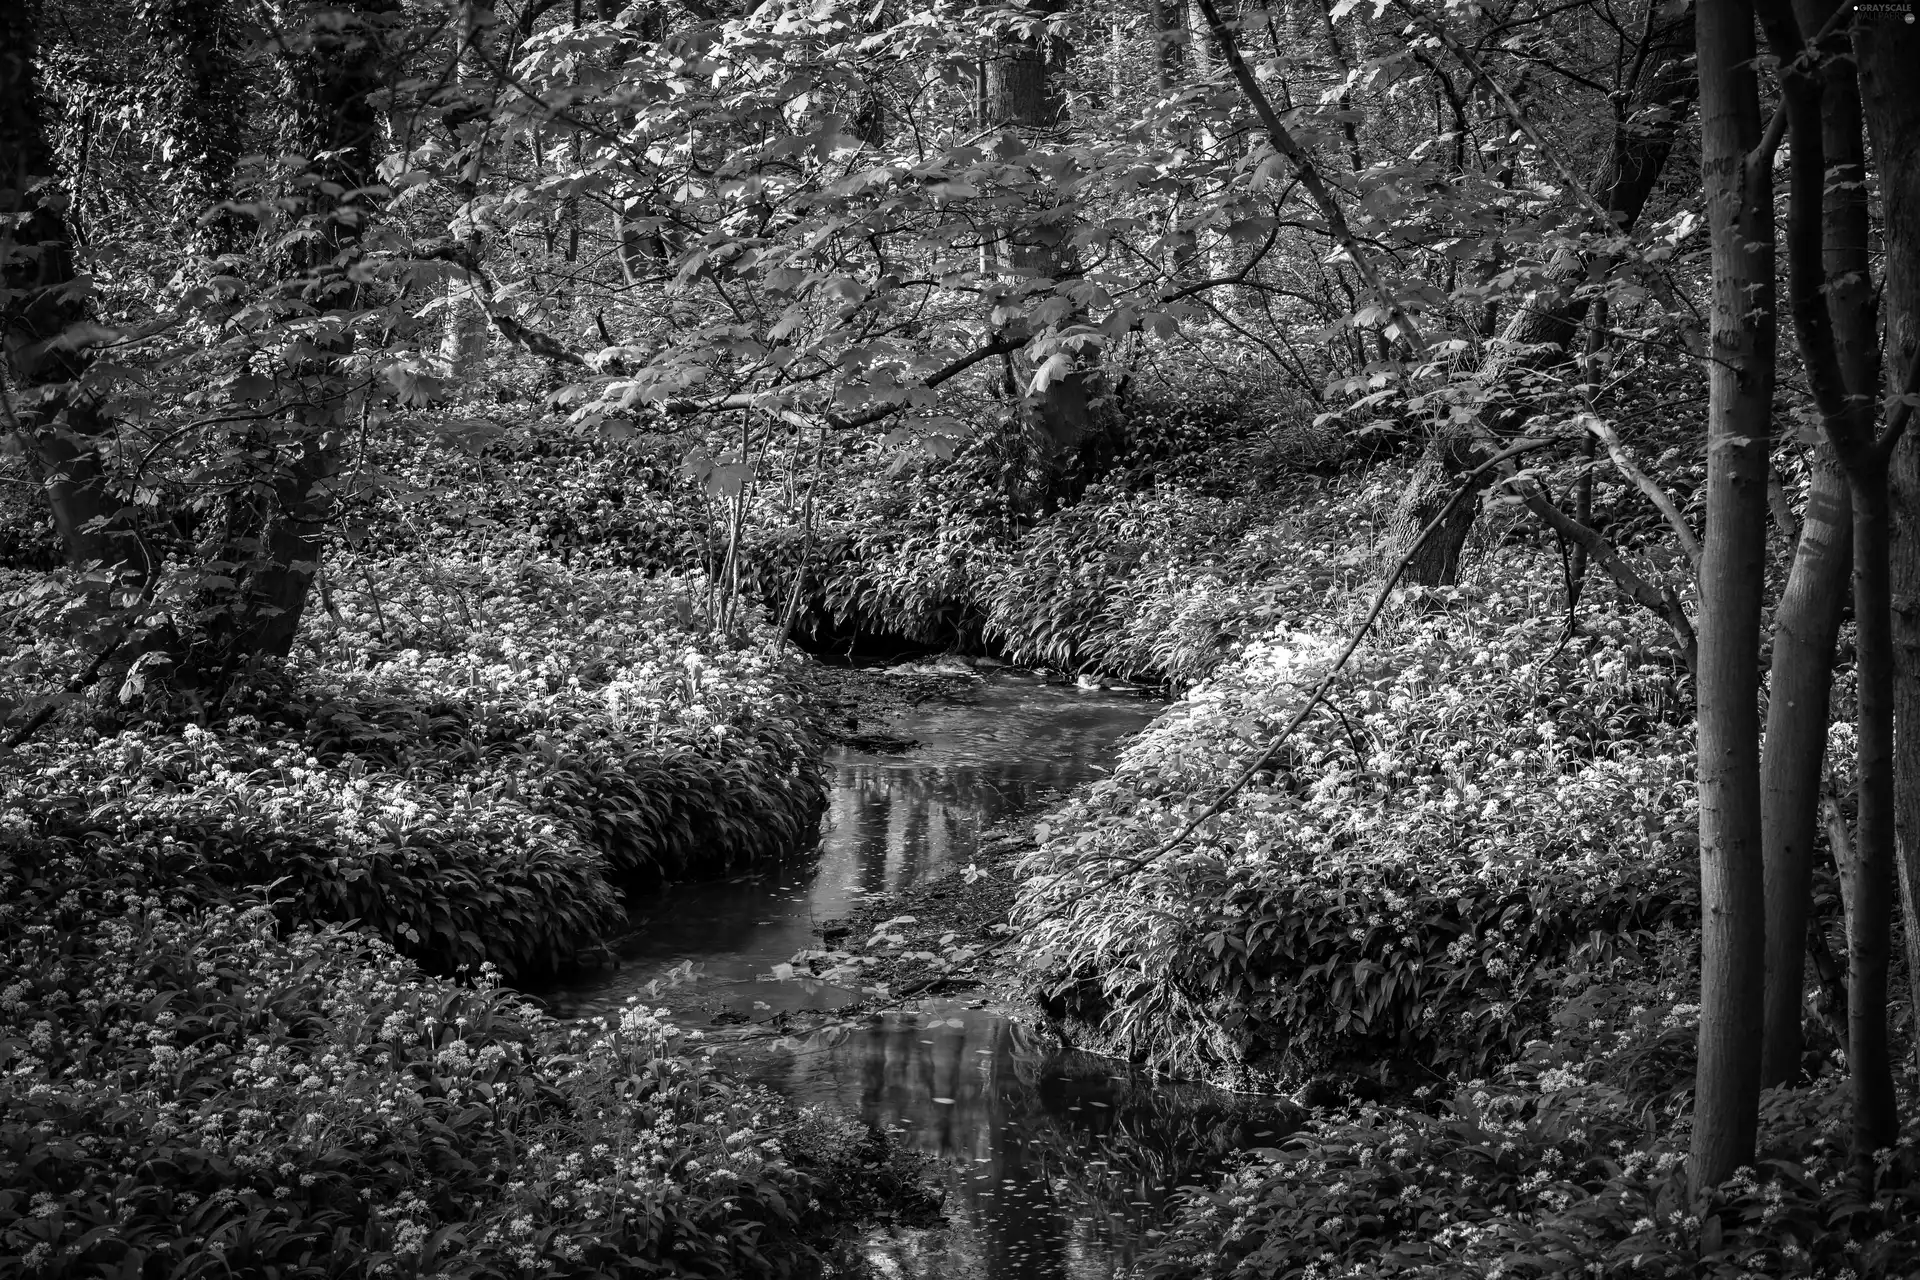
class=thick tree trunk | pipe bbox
[1150,0,1176,92]
[1857,3,1920,1088]
[981,0,1095,500]
[142,0,249,258]
[1689,0,1775,1198]
[1759,454,1851,1085]
[194,0,392,678]
[985,4,1062,128]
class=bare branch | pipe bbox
[1582,412,1703,571]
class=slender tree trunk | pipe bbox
[442,0,495,377]
[1846,467,1902,1155]
[1760,454,1851,1085]
[1689,0,1775,1198]
[1857,2,1920,1085]
[1760,0,1900,1153]
[609,1,672,289]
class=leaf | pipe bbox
[1027,353,1074,396]
[228,373,275,402]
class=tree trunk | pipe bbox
[1760,0,1900,1156]
[1689,0,1775,1198]
[1759,453,1851,1085]
[1845,468,1902,1156]
[197,0,392,676]
[1151,0,1177,92]
[981,0,1094,501]
[0,4,143,593]
[1754,3,1873,1086]
[142,0,250,258]
[1858,0,1920,1090]
[442,0,495,378]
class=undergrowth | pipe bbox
[2,556,828,982]
[1015,549,1698,1083]
[0,842,920,1278]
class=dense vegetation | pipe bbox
[5,0,1920,1275]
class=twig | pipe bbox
[1191,0,1425,355]
[1509,479,1699,673]
[1392,0,1615,228]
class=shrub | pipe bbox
[1139,961,1920,1279]
[2,724,626,982]
[1015,551,1698,1080]
[0,845,896,1279]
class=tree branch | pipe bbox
[1582,412,1703,572]
[1190,0,1425,355]
[1510,474,1699,672]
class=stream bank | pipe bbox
[542,665,1301,1278]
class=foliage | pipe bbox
[299,553,831,886]
[1,554,829,978]
[2,724,624,982]
[0,844,902,1279]
[978,467,1378,684]
[1015,545,1699,1079]
[344,430,705,574]
[1140,956,1920,1279]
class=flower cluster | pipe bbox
[1015,536,1698,1080]
[3,552,830,977]
[0,844,890,1278]
[1141,946,1920,1279]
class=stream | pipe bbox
[545,671,1291,1278]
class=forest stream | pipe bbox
[542,672,1296,1278]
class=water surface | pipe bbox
[548,672,1288,1278]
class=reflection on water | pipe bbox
[546,676,1161,1025]
[545,673,1290,1278]
[742,1004,1292,1280]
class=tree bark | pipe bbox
[442,0,495,377]
[980,0,1096,497]
[1759,452,1851,1085]
[199,0,393,674]
[1844,466,1902,1155]
[1689,0,1775,1198]
[141,0,250,258]
[1759,0,1899,1156]
[1857,0,1920,1092]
